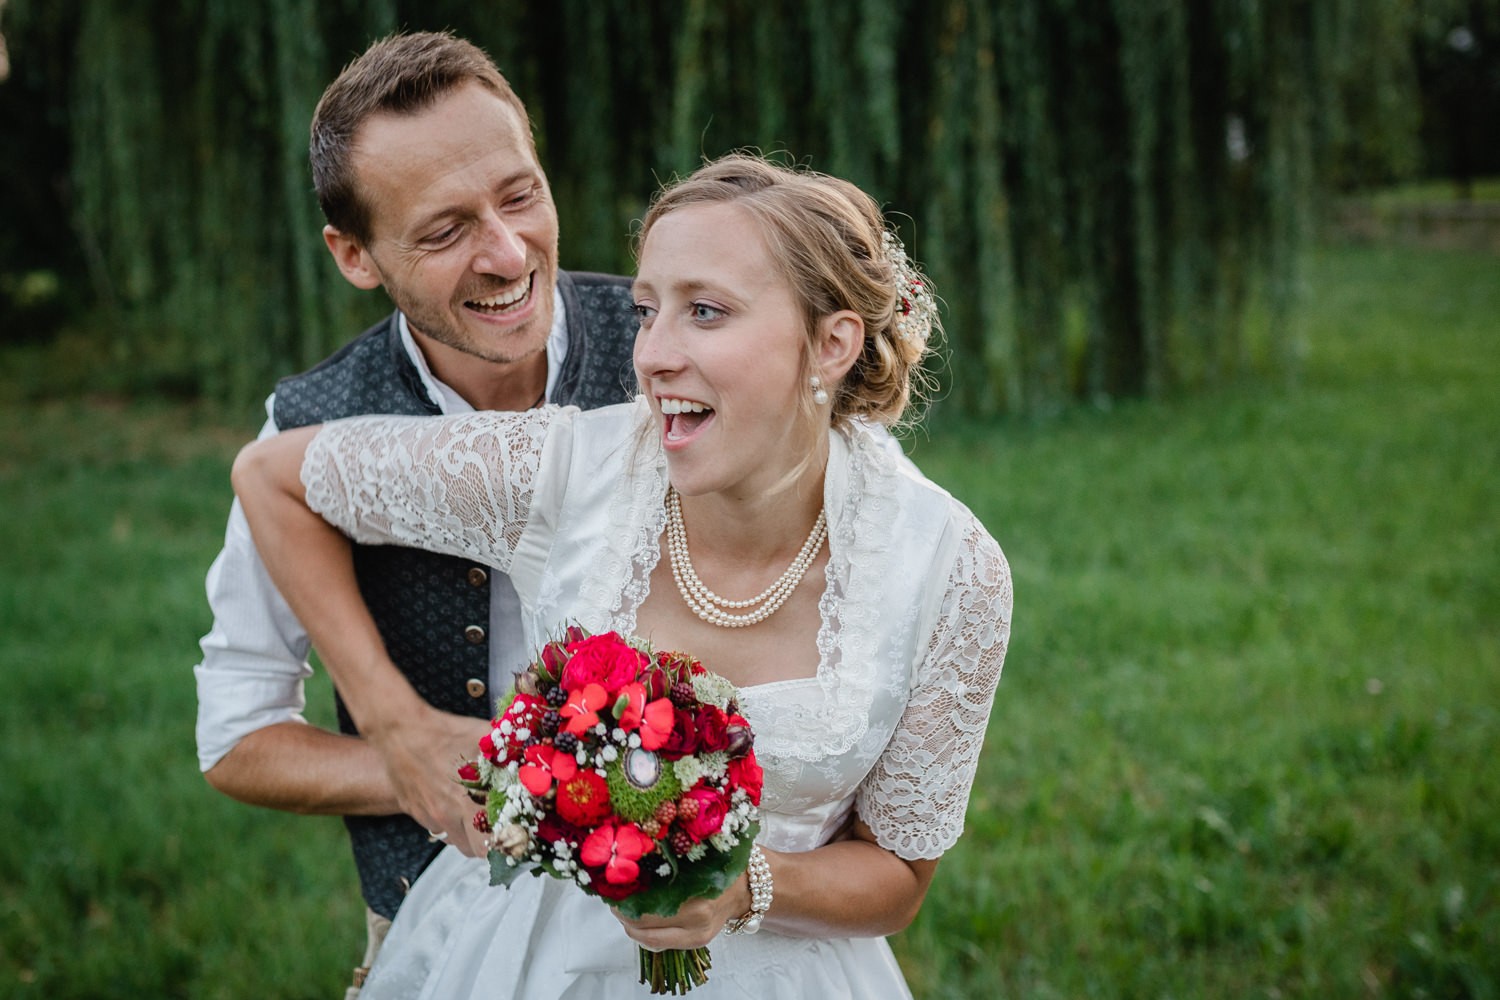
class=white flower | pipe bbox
[691,673,737,709]
[492,823,532,858]
[673,756,706,788]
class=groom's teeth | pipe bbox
[470,277,531,309]
[659,399,710,415]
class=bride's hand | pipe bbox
[364,699,493,857]
[610,874,754,952]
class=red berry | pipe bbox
[473,810,492,833]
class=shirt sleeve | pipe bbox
[856,511,1013,859]
[194,402,313,772]
[300,407,556,571]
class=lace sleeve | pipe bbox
[300,408,555,570]
[857,512,1012,860]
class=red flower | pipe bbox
[662,707,699,756]
[556,768,612,828]
[581,818,657,885]
[456,761,481,782]
[679,787,730,843]
[537,812,588,849]
[560,683,609,735]
[519,744,578,797]
[616,682,676,751]
[561,632,647,696]
[727,750,764,807]
[694,705,729,752]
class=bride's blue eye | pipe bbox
[691,303,726,322]
[633,303,656,324]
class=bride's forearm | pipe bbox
[762,820,938,939]
[231,428,424,732]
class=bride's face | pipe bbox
[632,202,816,501]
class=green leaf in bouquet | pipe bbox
[610,820,760,920]
[488,851,532,888]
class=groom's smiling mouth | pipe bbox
[466,274,534,315]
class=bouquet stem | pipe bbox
[638,945,712,995]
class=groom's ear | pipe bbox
[323,225,384,291]
[815,310,865,383]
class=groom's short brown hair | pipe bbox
[310,31,534,244]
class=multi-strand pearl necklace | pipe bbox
[665,487,827,628]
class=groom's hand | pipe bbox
[365,701,493,857]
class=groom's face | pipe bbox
[329,82,561,371]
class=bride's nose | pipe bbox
[633,316,686,378]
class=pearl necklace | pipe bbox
[665,488,827,629]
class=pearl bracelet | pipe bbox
[724,845,773,935]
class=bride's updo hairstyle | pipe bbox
[637,152,939,432]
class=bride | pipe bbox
[233,152,1012,998]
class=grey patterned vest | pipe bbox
[273,271,637,918]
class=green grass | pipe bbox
[2,241,1496,998]
[1363,176,1500,206]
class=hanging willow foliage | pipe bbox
[3,0,1422,414]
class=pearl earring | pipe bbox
[810,375,830,406]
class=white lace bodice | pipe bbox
[303,399,1011,860]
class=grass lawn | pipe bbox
[1,240,1496,998]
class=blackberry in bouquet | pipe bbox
[458,626,764,995]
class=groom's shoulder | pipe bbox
[273,313,433,428]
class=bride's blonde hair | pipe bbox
[635,152,938,434]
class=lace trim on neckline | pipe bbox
[585,417,890,762]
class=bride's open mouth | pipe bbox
[659,397,714,444]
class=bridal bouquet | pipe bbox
[460,626,763,995]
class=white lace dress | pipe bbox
[301,398,1012,1000]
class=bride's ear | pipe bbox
[815,311,864,384]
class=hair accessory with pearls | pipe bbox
[883,230,937,345]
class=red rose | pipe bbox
[679,787,729,843]
[728,750,764,807]
[662,707,699,756]
[503,692,547,736]
[693,705,729,752]
[537,813,588,849]
[589,871,647,901]
[556,768,613,828]
[456,761,481,782]
[561,633,648,696]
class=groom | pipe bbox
[193,30,637,990]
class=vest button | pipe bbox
[467,567,488,587]
[466,678,487,699]
[464,625,486,645]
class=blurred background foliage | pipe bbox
[1,0,1497,416]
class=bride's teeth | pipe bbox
[660,399,710,415]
